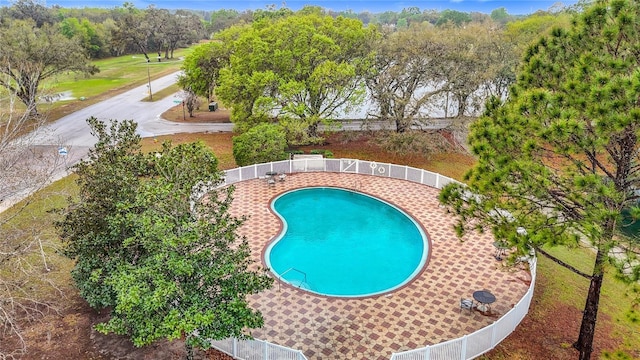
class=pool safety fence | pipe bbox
[209,337,308,360]
[389,257,537,360]
[210,159,536,360]
[222,158,460,190]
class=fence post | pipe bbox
[491,320,498,348]
[263,340,269,359]
[460,335,467,360]
[232,338,237,357]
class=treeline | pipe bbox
[0,0,577,121]
[178,5,576,159]
[0,0,582,61]
[199,3,581,31]
[0,0,205,60]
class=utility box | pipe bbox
[208,102,218,112]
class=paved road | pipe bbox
[36,71,233,149]
[37,70,234,187]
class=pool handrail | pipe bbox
[278,267,310,291]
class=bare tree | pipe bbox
[365,23,448,133]
[0,74,65,359]
[181,88,200,117]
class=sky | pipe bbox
[30,0,580,15]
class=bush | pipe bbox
[279,117,324,146]
[376,130,450,158]
[232,123,288,166]
[310,149,334,158]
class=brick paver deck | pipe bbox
[228,172,531,360]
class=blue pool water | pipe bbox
[265,187,428,297]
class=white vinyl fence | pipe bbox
[210,338,308,360]
[221,158,458,189]
[212,159,536,360]
[390,257,537,360]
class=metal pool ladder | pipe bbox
[278,267,310,291]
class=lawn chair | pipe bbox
[460,298,474,312]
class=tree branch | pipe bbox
[536,247,592,279]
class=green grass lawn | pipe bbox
[536,244,640,358]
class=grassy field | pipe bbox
[48,50,190,99]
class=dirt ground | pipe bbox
[162,102,232,123]
[6,106,630,360]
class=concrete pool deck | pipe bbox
[229,172,531,360]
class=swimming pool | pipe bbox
[265,187,429,297]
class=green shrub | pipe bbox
[376,130,450,158]
[279,117,324,146]
[309,149,334,158]
[232,123,288,166]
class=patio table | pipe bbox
[473,290,496,312]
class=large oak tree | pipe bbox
[439,1,640,359]
[215,9,378,143]
[436,22,509,119]
[365,23,447,133]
